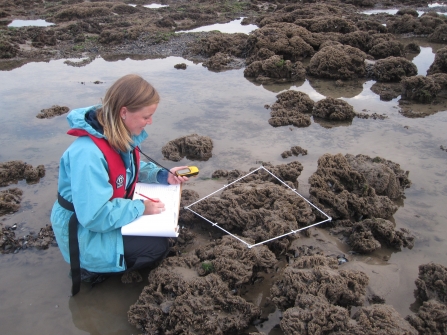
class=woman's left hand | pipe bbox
[167,166,189,185]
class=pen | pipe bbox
[135,192,160,203]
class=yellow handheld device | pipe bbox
[175,166,199,177]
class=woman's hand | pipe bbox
[143,199,166,215]
[167,166,189,185]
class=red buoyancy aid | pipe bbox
[67,129,140,199]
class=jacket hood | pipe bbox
[66,105,148,148]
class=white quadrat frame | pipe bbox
[184,166,332,248]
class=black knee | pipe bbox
[123,236,171,270]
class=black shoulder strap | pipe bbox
[58,193,81,296]
[124,148,139,199]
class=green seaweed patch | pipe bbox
[201,261,215,274]
[276,59,285,68]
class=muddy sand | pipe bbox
[1,0,447,334]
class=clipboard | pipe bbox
[121,183,181,237]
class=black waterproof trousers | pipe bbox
[123,235,170,271]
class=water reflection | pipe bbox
[128,3,169,8]
[8,19,55,27]
[342,80,403,116]
[362,9,399,15]
[429,2,446,7]
[1,49,447,334]
[244,77,305,93]
[361,9,426,16]
[246,78,327,102]
[411,46,435,75]
[312,116,353,129]
[69,275,148,335]
[100,53,165,62]
[176,17,257,34]
[144,4,169,8]
[0,58,29,71]
[399,99,447,117]
[307,77,367,99]
[284,80,326,101]
[370,82,401,102]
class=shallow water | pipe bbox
[411,46,435,75]
[360,5,447,16]
[429,2,444,7]
[176,17,258,34]
[361,9,400,15]
[143,4,169,8]
[128,3,169,8]
[0,44,446,334]
[7,19,55,27]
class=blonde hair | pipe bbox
[97,74,160,152]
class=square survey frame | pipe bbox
[184,166,332,248]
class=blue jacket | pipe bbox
[51,105,168,273]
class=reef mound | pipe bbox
[307,44,368,80]
[128,235,277,334]
[268,90,314,128]
[312,97,357,121]
[308,153,411,222]
[162,134,214,161]
[36,105,70,119]
[0,160,45,186]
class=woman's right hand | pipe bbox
[143,199,166,215]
